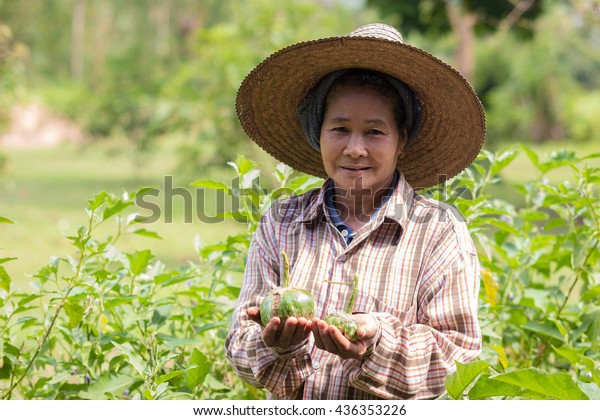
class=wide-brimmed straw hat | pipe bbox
[236,23,486,189]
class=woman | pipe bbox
[225,23,485,400]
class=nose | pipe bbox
[343,134,367,158]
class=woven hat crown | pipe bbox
[349,23,404,42]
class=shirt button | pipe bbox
[313,361,320,370]
[339,254,347,262]
[341,229,349,237]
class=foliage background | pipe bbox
[0,0,599,400]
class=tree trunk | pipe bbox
[446,1,476,84]
[91,1,112,87]
[71,0,86,82]
[153,3,171,57]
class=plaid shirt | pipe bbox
[225,174,481,399]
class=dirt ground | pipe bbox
[0,103,85,148]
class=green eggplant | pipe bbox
[324,274,359,341]
[260,251,315,326]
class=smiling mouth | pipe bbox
[341,166,371,171]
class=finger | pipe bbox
[277,317,299,349]
[246,307,262,324]
[353,314,378,339]
[329,326,366,359]
[291,317,309,345]
[303,318,314,339]
[311,320,325,349]
[317,321,339,354]
[262,317,281,347]
[328,323,353,354]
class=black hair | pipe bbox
[325,69,407,134]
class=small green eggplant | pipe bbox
[324,274,359,341]
[260,251,315,326]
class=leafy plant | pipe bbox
[436,145,600,400]
[0,156,319,399]
[1,149,598,400]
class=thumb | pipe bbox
[246,307,263,325]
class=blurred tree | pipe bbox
[162,0,370,174]
[0,21,28,177]
[0,22,27,125]
[365,0,543,82]
[480,2,600,143]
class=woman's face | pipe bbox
[320,84,406,193]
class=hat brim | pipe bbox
[236,36,486,189]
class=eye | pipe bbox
[331,126,349,133]
[367,128,385,135]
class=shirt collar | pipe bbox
[378,172,414,227]
[299,171,414,227]
[298,183,327,223]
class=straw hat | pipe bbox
[236,23,486,189]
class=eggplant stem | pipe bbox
[281,250,290,288]
[325,274,359,313]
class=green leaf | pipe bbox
[490,149,519,176]
[131,228,163,240]
[581,285,600,303]
[203,374,230,392]
[0,257,17,265]
[0,266,11,293]
[445,360,491,400]
[578,382,600,400]
[112,341,147,379]
[492,368,589,400]
[195,320,230,334]
[159,336,200,349]
[103,199,133,221]
[88,191,109,211]
[468,374,536,400]
[581,152,600,161]
[583,311,600,343]
[483,218,521,236]
[126,249,154,276]
[522,210,549,222]
[78,371,135,400]
[554,346,585,366]
[552,319,569,342]
[0,356,11,379]
[48,371,75,385]
[63,301,85,329]
[544,217,565,231]
[154,382,169,399]
[522,321,566,342]
[185,348,210,390]
[15,316,37,327]
[0,216,14,224]
[229,155,257,176]
[520,144,541,172]
[190,179,231,194]
[156,368,190,385]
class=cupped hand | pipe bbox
[311,313,379,360]
[246,306,313,350]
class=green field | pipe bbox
[1,139,598,289]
